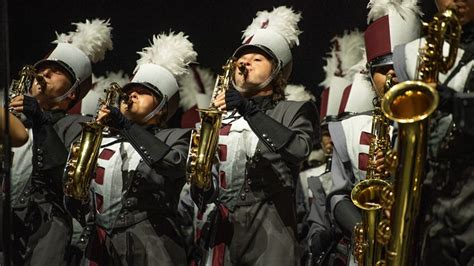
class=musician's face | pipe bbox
[371,65,398,99]
[234,50,274,95]
[120,85,161,124]
[436,0,474,25]
[31,63,74,109]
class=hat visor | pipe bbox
[123,82,164,100]
[233,44,277,62]
[368,54,393,70]
[34,59,76,82]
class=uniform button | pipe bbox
[36,148,43,155]
[132,187,138,193]
[24,190,30,196]
[37,156,43,161]
[37,162,43,168]
[247,179,252,185]
[140,146,145,151]
[143,150,149,155]
[262,133,268,138]
[139,159,143,163]
[79,237,85,243]
[240,193,246,200]
[266,138,272,143]
[244,187,249,193]
[126,200,132,206]
[19,198,25,204]
[270,143,276,148]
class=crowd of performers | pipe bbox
[1,0,474,265]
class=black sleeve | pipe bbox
[245,101,319,165]
[244,110,295,150]
[333,198,361,238]
[121,124,171,168]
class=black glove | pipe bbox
[310,229,333,259]
[23,95,49,126]
[225,89,258,116]
[108,106,133,130]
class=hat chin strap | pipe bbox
[141,95,167,124]
[48,79,80,103]
[232,65,280,94]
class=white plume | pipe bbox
[367,0,422,23]
[135,32,197,77]
[338,29,365,75]
[320,49,339,88]
[93,70,130,92]
[285,84,315,102]
[178,66,215,110]
[54,19,113,63]
[320,29,365,88]
[243,6,302,48]
[346,55,369,82]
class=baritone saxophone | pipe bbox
[379,7,461,266]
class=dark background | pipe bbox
[5,0,437,102]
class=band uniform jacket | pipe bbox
[89,124,191,231]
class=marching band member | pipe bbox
[306,28,365,265]
[325,0,421,264]
[7,19,113,265]
[195,6,319,265]
[80,31,195,265]
[393,0,474,263]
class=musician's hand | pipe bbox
[375,149,386,174]
[214,91,227,111]
[10,95,48,126]
[96,105,110,124]
[225,88,258,116]
[107,106,133,130]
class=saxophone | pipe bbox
[63,82,126,201]
[351,74,393,266]
[8,65,39,116]
[379,7,461,266]
[186,58,246,193]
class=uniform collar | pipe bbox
[248,95,275,110]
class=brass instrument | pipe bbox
[186,58,245,192]
[351,74,393,266]
[64,82,126,201]
[8,65,38,115]
[379,7,461,266]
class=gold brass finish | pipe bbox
[63,82,125,201]
[186,58,237,191]
[351,73,393,266]
[380,7,460,266]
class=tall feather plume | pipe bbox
[285,84,315,102]
[178,66,215,110]
[367,0,422,23]
[242,6,302,48]
[135,32,197,78]
[54,19,113,63]
[338,29,365,75]
[93,70,130,92]
[320,29,365,87]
